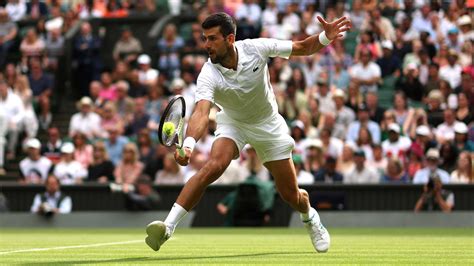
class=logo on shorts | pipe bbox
[253,66,259,72]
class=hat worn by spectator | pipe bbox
[332,89,346,99]
[45,17,63,32]
[381,40,393,50]
[427,90,444,102]
[388,123,400,133]
[306,139,323,149]
[454,122,469,134]
[26,138,41,149]
[426,148,440,160]
[79,96,93,106]
[448,27,459,35]
[61,143,75,154]
[171,78,185,90]
[457,15,472,26]
[137,54,151,65]
[291,120,305,131]
[416,125,431,136]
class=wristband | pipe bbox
[319,31,332,46]
[183,137,196,151]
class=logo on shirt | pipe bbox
[252,66,259,72]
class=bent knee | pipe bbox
[196,159,230,185]
[278,189,300,205]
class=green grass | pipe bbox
[0,228,473,264]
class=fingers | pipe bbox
[317,15,327,25]
[332,16,347,26]
[174,148,191,166]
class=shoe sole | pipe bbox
[145,221,167,251]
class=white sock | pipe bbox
[300,207,317,223]
[164,203,188,228]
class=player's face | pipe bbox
[203,26,233,64]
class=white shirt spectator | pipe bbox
[0,89,24,126]
[5,0,26,22]
[344,167,380,184]
[30,191,72,213]
[235,2,262,24]
[261,4,278,27]
[382,136,412,158]
[435,121,464,143]
[450,170,470,184]
[439,64,462,89]
[346,121,382,144]
[69,111,102,139]
[324,137,344,159]
[316,92,335,114]
[297,169,315,185]
[54,160,88,185]
[413,168,450,184]
[349,62,381,92]
[138,68,159,85]
[20,156,52,183]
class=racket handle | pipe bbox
[178,147,185,157]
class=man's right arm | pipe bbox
[175,100,212,166]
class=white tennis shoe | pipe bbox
[303,208,330,253]
[145,221,173,251]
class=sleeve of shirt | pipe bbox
[373,63,382,78]
[59,196,72,213]
[30,194,41,213]
[195,66,215,104]
[445,192,454,207]
[251,38,293,59]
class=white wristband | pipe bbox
[183,137,196,151]
[319,31,332,46]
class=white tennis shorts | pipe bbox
[214,112,295,164]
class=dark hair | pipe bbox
[202,12,236,37]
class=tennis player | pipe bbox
[146,12,351,253]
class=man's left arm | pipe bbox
[291,16,351,56]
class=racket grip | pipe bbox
[178,147,185,157]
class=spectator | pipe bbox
[124,175,161,211]
[344,149,380,184]
[100,102,124,135]
[376,40,401,78]
[314,75,334,114]
[41,125,62,164]
[114,143,144,185]
[395,63,424,102]
[350,126,374,162]
[277,78,307,122]
[0,79,24,160]
[350,47,382,93]
[320,127,343,159]
[439,50,462,89]
[0,111,6,175]
[112,60,129,81]
[365,91,385,124]
[329,60,350,90]
[450,151,473,184]
[104,126,128,165]
[73,22,102,96]
[366,143,387,177]
[98,71,118,102]
[240,145,269,182]
[320,112,345,140]
[183,23,206,54]
[337,144,356,177]
[314,156,343,183]
[137,54,158,87]
[424,63,441,95]
[26,0,48,19]
[349,0,366,29]
[154,153,184,185]
[5,63,38,139]
[382,123,412,159]
[146,84,167,130]
[354,31,381,62]
[31,175,72,216]
[44,28,64,71]
[113,26,142,64]
[20,28,45,62]
[454,123,474,152]
[346,103,381,144]
[455,92,472,125]
[303,139,323,176]
[435,109,464,144]
[361,8,395,41]
[298,111,318,139]
[156,23,184,79]
[136,128,155,166]
[382,158,409,183]
[124,97,150,137]
[20,138,52,184]
[103,0,128,18]
[5,0,26,22]
[0,9,17,67]
[413,148,450,184]
[114,80,135,121]
[345,81,363,111]
[426,90,444,127]
[405,108,429,140]
[127,70,148,98]
[439,142,459,173]
[87,141,115,183]
[290,120,306,154]
[405,143,424,180]
[235,0,262,39]
[53,143,87,185]
[69,96,102,139]
[72,132,93,168]
[28,58,53,129]
[293,154,314,185]
[414,176,454,213]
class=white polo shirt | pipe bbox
[196,38,292,124]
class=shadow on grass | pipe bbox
[26,251,315,264]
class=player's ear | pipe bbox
[226,33,235,44]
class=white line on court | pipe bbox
[0,240,143,256]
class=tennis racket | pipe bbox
[158,95,186,157]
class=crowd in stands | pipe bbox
[0,0,473,188]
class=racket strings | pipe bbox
[162,102,183,146]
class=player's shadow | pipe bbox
[31,251,314,264]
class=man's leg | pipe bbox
[264,158,330,253]
[146,138,238,251]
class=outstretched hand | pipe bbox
[317,16,352,41]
